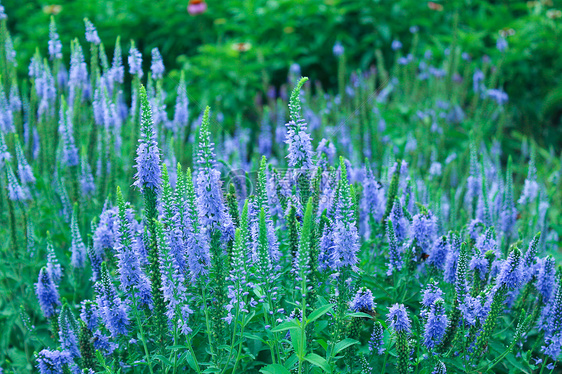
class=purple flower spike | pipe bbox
[387,303,411,334]
[35,267,61,319]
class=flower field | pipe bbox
[0,2,561,373]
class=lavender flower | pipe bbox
[34,60,57,118]
[486,89,508,105]
[58,303,81,358]
[48,17,63,60]
[58,99,79,167]
[429,236,448,271]
[195,107,234,239]
[423,298,448,349]
[522,232,541,282]
[387,219,403,276]
[459,295,482,326]
[35,350,72,374]
[318,223,335,271]
[518,152,539,205]
[500,157,517,234]
[173,72,189,129]
[226,227,252,322]
[128,45,143,78]
[389,200,408,244]
[0,83,14,133]
[399,54,413,65]
[80,151,95,195]
[333,41,344,57]
[444,233,460,283]
[537,256,556,303]
[179,169,209,279]
[133,85,162,192]
[496,36,508,52]
[15,136,35,184]
[392,40,403,51]
[69,206,86,268]
[115,187,152,307]
[68,40,88,104]
[369,321,385,355]
[543,276,562,360]
[91,207,117,278]
[84,19,100,44]
[350,287,375,313]
[472,70,486,93]
[0,131,11,167]
[285,121,314,169]
[285,77,313,170]
[157,221,193,334]
[92,330,117,355]
[411,210,437,254]
[387,303,411,334]
[360,166,385,230]
[495,248,522,290]
[475,227,499,257]
[421,281,443,308]
[470,252,489,280]
[467,219,484,240]
[6,163,27,201]
[35,267,61,318]
[317,138,336,165]
[96,263,129,336]
[331,159,360,269]
[151,48,165,80]
[110,38,124,84]
[80,300,100,332]
[252,157,281,263]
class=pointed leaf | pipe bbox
[260,364,291,374]
[305,353,331,373]
[271,319,300,333]
[306,304,334,324]
[334,338,359,354]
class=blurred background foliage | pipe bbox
[3,0,562,146]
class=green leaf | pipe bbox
[243,332,267,344]
[185,350,198,371]
[306,304,334,324]
[271,320,300,333]
[346,312,373,319]
[284,354,298,370]
[166,345,188,351]
[316,339,328,351]
[260,364,291,374]
[202,367,221,373]
[153,355,173,366]
[290,327,306,357]
[505,353,531,374]
[305,353,331,373]
[333,338,358,354]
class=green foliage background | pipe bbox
[3,0,562,146]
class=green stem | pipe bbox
[298,264,308,374]
[263,310,277,364]
[201,283,216,358]
[186,336,202,374]
[380,348,388,374]
[132,289,154,374]
[171,324,178,374]
[220,307,241,373]
[231,315,247,374]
